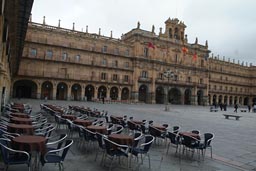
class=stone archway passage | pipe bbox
[121,87,129,100]
[41,81,53,100]
[71,84,82,101]
[139,85,148,103]
[13,80,38,99]
[85,85,94,101]
[56,82,68,100]
[110,87,118,100]
[184,89,192,105]
[155,86,164,104]
[168,88,181,104]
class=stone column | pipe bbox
[106,88,110,100]
[52,86,57,100]
[67,85,72,101]
[81,85,85,101]
[131,91,138,103]
[118,88,122,101]
[37,86,41,99]
[94,87,98,100]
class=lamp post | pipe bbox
[163,69,175,111]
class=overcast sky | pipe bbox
[31,0,256,65]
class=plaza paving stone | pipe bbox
[3,98,256,171]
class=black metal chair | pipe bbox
[0,138,31,171]
[166,131,180,154]
[130,135,155,169]
[103,137,130,171]
[41,139,73,171]
[197,133,214,159]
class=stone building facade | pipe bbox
[12,17,256,106]
[0,0,33,111]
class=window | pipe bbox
[124,62,129,68]
[141,71,148,78]
[113,60,118,67]
[144,47,149,57]
[30,48,37,57]
[114,48,119,55]
[199,78,203,84]
[124,75,129,82]
[125,49,130,56]
[214,85,216,90]
[201,60,204,67]
[75,55,80,62]
[187,77,191,82]
[112,74,118,81]
[62,52,67,61]
[101,73,107,80]
[235,87,238,92]
[102,46,107,53]
[209,85,211,90]
[225,86,228,91]
[174,75,178,81]
[175,54,178,63]
[102,59,107,66]
[230,87,233,92]
[168,28,172,38]
[46,50,53,58]
[159,73,164,80]
[220,86,222,90]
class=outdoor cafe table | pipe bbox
[10,113,30,118]
[7,124,34,135]
[152,124,166,131]
[10,117,33,125]
[179,132,201,140]
[108,133,134,146]
[87,125,107,134]
[12,135,46,170]
[61,114,77,121]
[73,119,92,127]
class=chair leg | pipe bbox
[148,154,151,169]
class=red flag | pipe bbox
[193,52,197,61]
[148,42,155,49]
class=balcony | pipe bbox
[138,77,152,83]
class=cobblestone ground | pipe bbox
[4,98,256,171]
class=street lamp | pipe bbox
[163,69,175,111]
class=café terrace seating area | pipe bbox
[0,102,214,171]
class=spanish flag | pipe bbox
[182,47,188,54]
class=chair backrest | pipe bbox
[61,139,73,161]
[96,132,106,149]
[167,131,179,144]
[47,134,68,149]
[191,130,200,134]
[113,125,123,134]
[204,133,214,147]
[173,126,180,133]
[0,138,10,164]
[141,135,154,152]
[133,132,143,148]
[82,128,96,141]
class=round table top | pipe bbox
[10,113,30,118]
[73,119,92,126]
[153,125,166,131]
[62,115,77,120]
[13,135,45,144]
[87,125,107,130]
[8,124,33,129]
[10,117,33,122]
[108,133,133,140]
[179,132,200,139]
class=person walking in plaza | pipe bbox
[234,103,238,113]
[248,104,251,112]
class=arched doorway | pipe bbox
[197,90,204,105]
[168,88,181,104]
[13,80,37,98]
[155,86,164,104]
[218,95,222,104]
[234,96,238,104]
[213,95,217,106]
[121,87,129,100]
[208,94,211,105]
[85,85,94,101]
[229,96,233,105]
[98,86,107,98]
[243,97,248,105]
[139,85,148,103]
[56,82,67,100]
[41,81,53,100]
[184,89,192,105]
[110,87,118,100]
[239,97,242,105]
[224,96,228,104]
[71,84,81,101]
